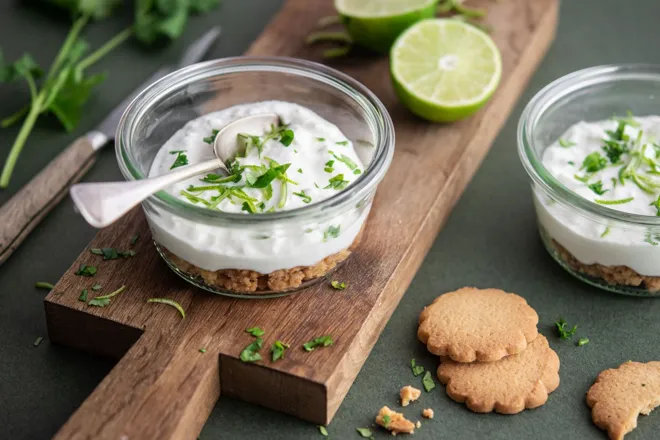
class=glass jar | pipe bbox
[116,57,394,298]
[518,64,660,297]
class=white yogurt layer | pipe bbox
[539,115,660,276]
[146,101,369,273]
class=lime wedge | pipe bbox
[390,19,502,122]
[335,0,438,53]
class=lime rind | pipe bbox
[334,0,438,53]
[390,19,502,122]
[335,0,438,19]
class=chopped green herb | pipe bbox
[246,327,265,337]
[203,129,219,144]
[293,190,312,204]
[318,426,328,436]
[78,289,88,302]
[323,225,340,242]
[578,337,589,346]
[33,336,44,347]
[298,168,303,173]
[568,161,575,165]
[559,138,576,148]
[130,234,140,245]
[411,359,425,377]
[169,150,188,169]
[329,150,359,171]
[644,233,659,246]
[555,318,577,340]
[271,340,290,361]
[595,197,634,205]
[600,226,611,238]
[324,160,335,173]
[330,280,346,290]
[611,177,618,188]
[92,283,102,291]
[279,128,294,147]
[90,247,136,260]
[650,195,660,216]
[356,428,374,439]
[75,264,97,277]
[353,169,362,175]
[582,152,607,173]
[316,137,325,142]
[199,348,207,353]
[147,298,186,319]
[35,281,54,290]
[602,139,628,164]
[240,338,263,362]
[574,174,590,183]
[336,140,349,146]
[303,335,333,352]
[241,201,255,214]
[422,370,436,392]
[325,173,349,190]
[88,285,125,307]
[251,163,292,188]
[383,414,391,428]
[588,181,608,195]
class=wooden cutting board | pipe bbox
[45,1,558,439]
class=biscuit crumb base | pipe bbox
[160,231,362,294]
[437,334,560,414]
[400,385,421,407]
[587,361,660,440]
[422,408,434,419]
[552,240,660,292]
[376,406,415,435]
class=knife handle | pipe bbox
[0,134,101,265]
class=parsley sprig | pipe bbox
[0,1,220,188]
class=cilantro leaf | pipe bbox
[422,370,436,392]
[356,428,374,439]
[324,173,349,190]
[88,297,111,307]
[578,337,589,346]
[279,128,294,147]
[0,51,43,83]
[588,180,608,195]
[581,152,607,173]
[329,150,358,171]
[203,129,219,145]
[75,264,97,276]
[411,359,425,377]
[90,247,136,260]
[271,340,290,362]
[250,163,291,189]
[303,335,333,352]
[318,426,328,436]
[245,327,265,337]
[48,69,106,132]
[239,338,263,362]
[558,138,576,148]
[555,318,578,340]
[293,190,312,204]
[382,415,391,427]
[650,195,660,216]
[323,225,340,242]
[78,289,88,302]
[169,150,188,169]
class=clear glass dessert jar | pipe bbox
[518,64,660,297]
[116,57,394,298]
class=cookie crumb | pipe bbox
[422,408,434,419]
[415,421,421,428]
[400,385,421,407]
[376,406,415,435]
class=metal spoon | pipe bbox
[70,113,279,228]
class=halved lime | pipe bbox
[391,19,502,122]
[334,0,438,53]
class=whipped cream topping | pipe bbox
[539,115,660,276]
[145,101,370,273]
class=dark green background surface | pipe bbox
[1,1,659,439]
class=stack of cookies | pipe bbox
[417,287,560,414]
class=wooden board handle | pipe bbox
[52,330,221,440]
[0,136,97,265]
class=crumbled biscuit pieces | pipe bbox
[376,406,415,435]
[400,385,421,407]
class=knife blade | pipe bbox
[0,27,221,266]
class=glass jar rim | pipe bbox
[116,56,395,225]
[518,63,660,227]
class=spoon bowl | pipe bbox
[70,113,280,228]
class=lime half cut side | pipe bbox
[334,0,438,53]
[391,19,503,122]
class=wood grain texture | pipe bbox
[0,136,96,265]
[46,1,558,439]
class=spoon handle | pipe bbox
[70,158,224,228]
